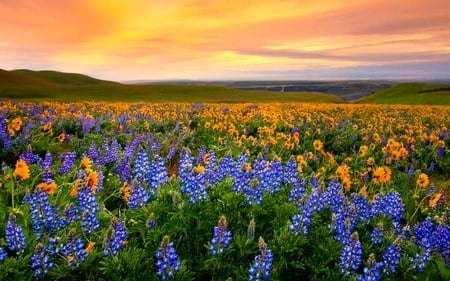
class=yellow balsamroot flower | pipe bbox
[416,173,429,188]
[87,170,99,193]
[372,166,391,185]
[429,193,442,207]
[37,182,57,195]
[84,241,96,253]
[121,182,130,202]
[81,156,92,170]
[58,133,65,143]
[358,145,369,158]
[14,159,30,180]
[313,139,323,151]
[11,117,22,131]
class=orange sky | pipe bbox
[1,0,449,80]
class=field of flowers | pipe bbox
[0,101,449,280]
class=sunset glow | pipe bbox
[1,0,449,81]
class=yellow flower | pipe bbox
[58,133,65,143]
[84,241,96,253]
[416,173,429,188]
[429,193,442,207]
[121,182,130,202]
[37,182,57,195]
[87,170,99,193]
[81,156,91,170]
[14,159,30,180]
[313,139,323,151]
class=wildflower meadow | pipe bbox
[0,101,449,280]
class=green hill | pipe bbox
[0,69,55,87]
[0,83,345,103]
[0,69,347,103]
[355,83,450,105]
[11,69,119,86]
[1,69,119,87]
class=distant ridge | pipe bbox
[0,69,119,87]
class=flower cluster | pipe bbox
[209,215,233,256]
[155,235,180,280]
[248,237,273,281]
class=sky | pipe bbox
[1,0,449,81]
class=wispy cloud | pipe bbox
[1,0,449,80]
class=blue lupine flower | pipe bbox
[166,144,176,161]
[58,151,77,175]
[151,155,169,189]
[134,149,151,185]
[0,117,12,149]
[0,243,7,262]
[404,164,415,178]
[40,151,53,183]
[288,177,306,208]
[103,219,127,257]
[6,213,27,255]
[196,145,207,165]
[146,212,158,229]
[87,142,100,165]
[265,157,282,194]
[128,180,150,209]
[283,156,298,185]
[77,184,100,234]
[382,239,402,274]
[30,243,55,277]
[322,180,344,213]
[62,203,79,226]
[351,193,370,224]
[19,144,40,164]
[105,137,120,164]
[289,185,324,236]
[59,231,88,268]
[432,221,450,264]
[23,190,63,239]
[209,215,233,256]
[155,236,180,280]
[248,237,273,281]
[370,225,384,245]
[178,148,193,188]
[357,253,383,281]
[217,152,234,181]
[410,248,431,272]
[204,150,220,186]
[232,163,252,193]
[339,232,362,276]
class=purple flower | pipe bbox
[339,232,362,276]
[248,237,273,281]
[209,215,233,256]
[5,213,27,255]
[155,236,180,280]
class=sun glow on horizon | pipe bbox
[1,0,449,80]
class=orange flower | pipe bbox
[429,193,442,207]
[360,185,368,197]
[37,182,57,194]
[313,139,323,151]
[11,117,22,131]
[81,156,91,170]
[416,173,429,188]
[121,182,130,202]
[42,122,52,132]
[87,170,99,193]
[195,165,205,175]
[58,133,65,143]
[84,241,96,253]
[14,159,30,180]
[358,145,368,158]
[372,166,391,185]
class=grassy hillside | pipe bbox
[0,84,345,103]
[10,69,119,86]
[0,69,118,87]
[355,83,450,105]
[0,69,345,103]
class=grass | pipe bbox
[0,84,345,103]
[355,83,450,105]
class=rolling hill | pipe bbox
[0,69,345,103]
[355,83,450,105]
[1,69,119,87]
